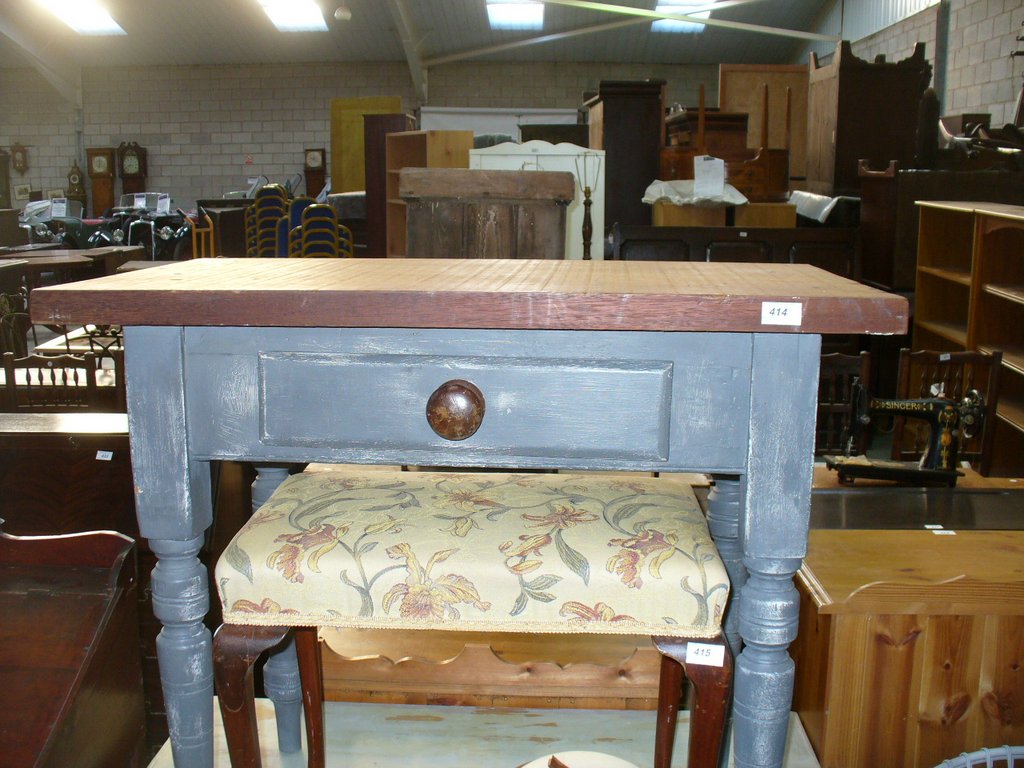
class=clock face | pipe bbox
[11,145,27,174]
[123,153,140,175]
[69,172,81,185]
[305,150,323,169]
[91,154,108,174]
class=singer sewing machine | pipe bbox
[824,389,986,486]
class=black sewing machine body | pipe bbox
[825,390,985,487]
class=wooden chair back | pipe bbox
[817,351,871,456]
[2,351,101,413]
[1,290,34,357]
[890,348,1002,475]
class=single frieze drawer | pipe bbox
[258,351,672,460]
[185,327,752,471]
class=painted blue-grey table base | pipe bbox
[125,325,819,768]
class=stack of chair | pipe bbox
[287,203,353,258]
[244,184,288,257]
[275,197,315,258]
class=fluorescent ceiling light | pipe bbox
[34,0,125,35]
[487,1,544,31]
[653,1,713,33]
[259,0,328,32]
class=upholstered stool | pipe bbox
[213,470,732,768]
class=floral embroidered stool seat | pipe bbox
[212,470,732,768]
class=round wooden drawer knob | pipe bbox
[426,379,485,441]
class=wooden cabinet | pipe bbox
[399,168,575,260]
[470,140,605,260]
[913,201,1024,476]
[364,113,415,258]
[0,529,146,768]
[792,529,1024,768]
[585,80,665,232]
[806,42,930,195]
[385,130,473,258]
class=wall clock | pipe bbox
[304,147,326,197]
[10,143,28,175]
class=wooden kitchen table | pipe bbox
[30,258,907,768]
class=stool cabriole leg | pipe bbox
[655,636,733,768]
[653,646,685,768]
[295,627,326,768]
[213,624,292,768]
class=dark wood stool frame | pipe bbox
[213,624,732,768]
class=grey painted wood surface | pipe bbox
[185,327,751,473]
[129,324,820,768]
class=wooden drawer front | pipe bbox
[258,352,671,461]
[185,328,751,471]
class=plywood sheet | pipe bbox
[719,65,808,178]
[330,97,402,193]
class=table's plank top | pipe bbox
[31,258,908,334]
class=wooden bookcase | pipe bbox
[385,130,473,258]
[913,201,1024,476]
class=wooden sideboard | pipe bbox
[792,528,1024,767]
[399,168,575,260]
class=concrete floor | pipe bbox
[149,699,820,767]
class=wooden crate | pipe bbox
[791,529,1024,767]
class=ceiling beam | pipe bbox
[0,15,81,107]
[386,0,427,102]
[425,0,760,67]
[537,0,841,43]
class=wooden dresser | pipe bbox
[791,528,1024,767]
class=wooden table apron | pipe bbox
[29,259,907,768]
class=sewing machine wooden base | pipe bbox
[824,455,961,487]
